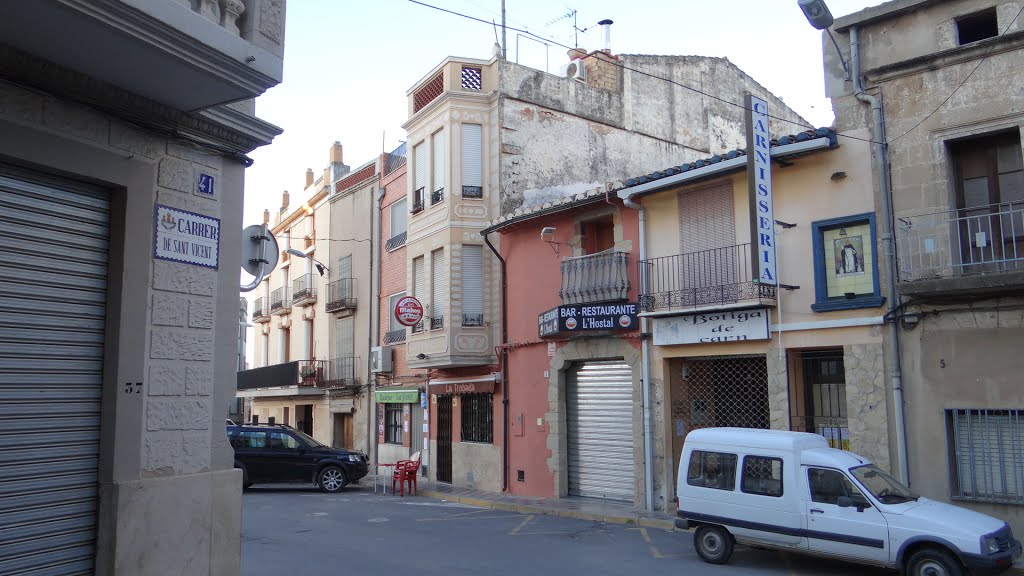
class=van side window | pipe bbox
[808,468,860,505]
[741,456,784,497]
[687,450,738,491]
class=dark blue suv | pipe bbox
[227,423,368,492]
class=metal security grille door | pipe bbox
[567,361,634,501]
[437,396,453,483]
[682,356,769,430]
[0,171,109,575]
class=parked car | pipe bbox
[675,428,1021,576]
[227,423,368,493]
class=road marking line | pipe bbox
[417,514,525,522]
[509,515,533,535]
[639,528,652,544]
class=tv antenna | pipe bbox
[545,7,590,48]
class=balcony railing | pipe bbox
[462,313,484,327]
[386,231,408,251]
[896,202,1024,282]
[560,250,630,305]
[297,360,327,387]
[270,287,290,314]
[638,243,777,313]
[384,329,407,344]
[431,187,445,205]
[292,274,316,306]
[322,357,361,390]
[412,189,425,214]
[462,186,483,199]
[325,278,357,313]
[412,320,424,334]
[252,297,270,323]
[430,315,445,330]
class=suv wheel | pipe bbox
[318,466,348,493]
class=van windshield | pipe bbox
[850,464,918,504]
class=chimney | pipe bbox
[599,19,613,54]
[305,168,314,188]
[329,141,343,164]
[263,209,270,225]
[281,190,289,213]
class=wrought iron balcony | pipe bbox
[412,320,425,334]
[292,274,316,306]
[560,250,630,305]
[431,187,445,205]
[462,186,483,199]
[386,231,408,251]
[638,243,776,314]
[323,356,361,390]
[430,315,445,330]
[297,360,327,387]
[462,313,484,327]
[252,296,270,323]
[384,329,407,344]
[325,278,357,313]
[412,189,425,214]
[270,287,290,315]
[897,203,1024,287]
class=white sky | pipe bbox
[242,0,880,229]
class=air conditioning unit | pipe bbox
[559,59,586,82]
[370,346,393,373]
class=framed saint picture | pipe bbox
[811,213,886,312]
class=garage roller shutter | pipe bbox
[567,360,634,501]
[0,169,109,575]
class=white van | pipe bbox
[675,428,1021,576]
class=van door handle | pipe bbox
[810,508,825,514]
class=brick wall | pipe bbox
[379,162,410,377]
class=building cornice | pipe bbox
[866,30,1024,83]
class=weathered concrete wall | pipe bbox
[498,56,811,213]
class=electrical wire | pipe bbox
[887,2,1024,143]
[407,0,882,145]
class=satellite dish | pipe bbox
[240,224,279,292]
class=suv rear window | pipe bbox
[230,430,267,449]
[687,450,738,491]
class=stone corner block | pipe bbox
[153,260,216,296]
[150,328,214,362]
[188,298,215,329]
[149,361,186,396]
[158,156,195,194]
[146,396,213,431]
[152,293,187,327]
[186,364,213,396]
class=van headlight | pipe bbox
[982,536,1001,554]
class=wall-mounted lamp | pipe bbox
[798,0,851,81]
[540,226,559,255]
[901,312,920,330]
[416,353,428,360]
[285,248,329,277]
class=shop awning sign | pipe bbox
[652,308,770,346]
[539,303,639,338]
[375,389,420,403]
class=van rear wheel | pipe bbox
[694,525,734,564]
[906,548,963,576]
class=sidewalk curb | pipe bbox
[418,489,677,531]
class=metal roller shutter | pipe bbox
[461,124,482,190]
[461,245,483,323]
[431,130,445,195]
[0,169,109,575]
[431,249,445,319]
[567,360,634,501]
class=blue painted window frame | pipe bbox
[811,212,886,312]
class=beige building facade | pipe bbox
[0,1,285,574]
[824,0,1024,534]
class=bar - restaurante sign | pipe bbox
[539,303,639,338]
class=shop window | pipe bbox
[686,450,737,491]
[947,409,1024,503]
[956,8,998,45]
[811,213,885,312]
[461,393,493,443]
[741,456,783,496]
[385,404,403,445]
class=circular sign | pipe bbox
[565,317,577,330]
[394,296,424,327]
[619,315,632,328]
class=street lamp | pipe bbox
[798,0,850,81]
[285,248,329,277]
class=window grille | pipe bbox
[678,356,770,431]
[947,409,1024,503]
[461,66,482,90]
[413,73,443,112]
[461,393,493,443]
[385,404,403,444]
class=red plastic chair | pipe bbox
[391,451,421,496]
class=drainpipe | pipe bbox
[372,185,385,466]
[622,195,654,512]
[483,231,509,492]
[851,26,909,484]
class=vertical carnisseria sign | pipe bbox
[745,94,776,285]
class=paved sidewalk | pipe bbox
[368,474,677,530]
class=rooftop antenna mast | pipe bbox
[546,7,588,48]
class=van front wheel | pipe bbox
[906,548,963,576]
[694,525,734,564]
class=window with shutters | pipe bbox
[387,198,407,250]
[462,124,483,198]
[431,130,445,205]
[431,248,445,329]
[385,292,407,344]
[385,404,403,444]
[461,393,493,443]
[412,257,425,333]
[461,245,484,326]
[947,409,1024,503]
[413,142,426,214]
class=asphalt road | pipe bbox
[241,484,896,576]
